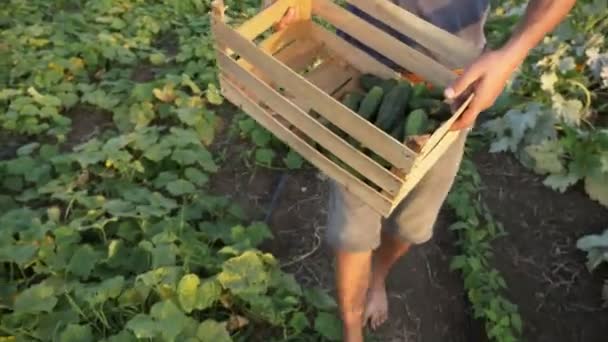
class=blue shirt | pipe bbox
[339,0,489,70]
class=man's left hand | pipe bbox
[444,48,521,131]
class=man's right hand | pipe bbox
[262,0,297,31]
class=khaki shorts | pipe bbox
[325,131,468,252]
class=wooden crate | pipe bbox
[210,0,480,217]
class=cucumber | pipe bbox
[357,86,384,121]
[374,81,411,132]
[404,109,429,137]
[389,119,405,141]
[359,73,385,91]
[379,78,398,93]
[408,98,451,117]
[411,83,429,98]
[427,86,446,99]
[342,92,364,112]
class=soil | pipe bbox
[208,111,608,341]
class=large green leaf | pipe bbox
[13,283,58,314]
[314,312,342,341]
[196,320,232,342]
[196,278,222,310]
[585,173,608,208]
[126,314,159,339]
[58,324,94,342]
[178,274,200,313]
[67,244,101,278]
[217,251,269,296]
[150,300,189,341]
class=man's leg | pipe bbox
[364,130,469,329]
[326,182,383,342]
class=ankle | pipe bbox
[342,319,364,342]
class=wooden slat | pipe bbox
[311,0,456,88]
[217,51,403,194]
[310,23,398,80]
[219,75,393,215]
[274,38,325,73]
[420,94,474,159]
[212,19,416,170]
[391,129,464,211]
[345,0,481,68]
[259,21,310,54]
[304,57,357,95]
[236,0,297,40]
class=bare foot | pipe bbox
[363,283,388,331]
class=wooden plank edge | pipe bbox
[219,74,393,216]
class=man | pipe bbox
[262,1,576,341]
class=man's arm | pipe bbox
[446,0,577,131]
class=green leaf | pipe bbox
[304,287,337,310]
[178,274,201,313]
[196,278,222,310]
[511,313,523,334]
[126,314,159,339]
[283,150,304,169]
[13,283,57,314]
[314,312,342,341]
[177,107,202,126]
[217,251,269,296]
[59,324,93,342]
[251,128,271,147]
[67,244,101,278]
[255,148,275,166]
[28,86,62,107]
[0,244,37,265]
[206,83,224,105]
[585,173,608,207]
[172,148,199,166]
[149,52,167,65]
[524,140,565,174]
[184,167,209,186]
[552,94,584,126]
[150,300,189,341]
[166,179,196,196]
[104,199,136,216]
[197,320,232,342]
[17,142,40,156]
[543,173,580,193]
[540,72,558,92]
[289,312,309,333]
[104,330,137,342]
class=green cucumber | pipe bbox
[357,86,384,121]
[379,78,398,93]
[404,109,429,137]
[359,73,385,91]
[408,98,451,117]
[342,92,364,112]
[389,119,405,141]
[411,83,429,98]
[374,81,412,131]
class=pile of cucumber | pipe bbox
[341,73,452,142]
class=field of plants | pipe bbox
[1,0,607,341]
